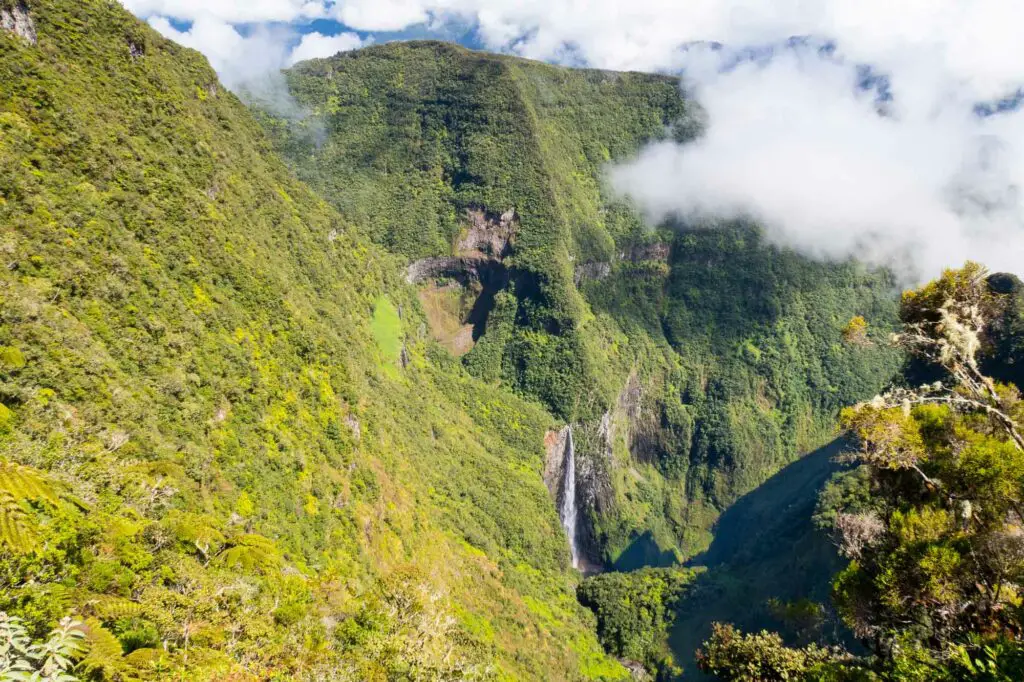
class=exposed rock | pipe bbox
[457,207,516,259]
[406,256,507,285]
[619,659,651,681]
[576,414,615,515]
[613,371,668,464]
[128,41,144,59]
[623,242,670,263]
[617,371,643,425]
[574,261,611,285]
[573,243,668,286]
[447,324,476,357]
[543,426,572,498]
[598,411,614,457]
[344,414,361,442]
[1,2,36,45]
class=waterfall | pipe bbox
[559,427,580,569]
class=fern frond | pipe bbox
[89,596,145,622]
[0,460,60,506]
[78,618,126,676]
[163,511,225,558]
[122,646,170,674]
[0,460,64,554]
[0,490,37,553]
[215,533,282,573]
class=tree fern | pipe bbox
[88,597,145,622]
[215,534,282,573]
[77,618,125,679]
[121,647,171,677]
[163,511,225,560]
[0,460,60,554]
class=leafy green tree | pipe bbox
[578,568,699,678]
[833,264,1024,676]
[696,623,849,682]
[700,264,1024,680]
[0,613,85,682]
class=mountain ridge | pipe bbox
[0,2,629,678]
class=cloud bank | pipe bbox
[123,0,1024,277]
[612,49,1024,278]
[145,17,366,90]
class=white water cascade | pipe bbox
[559,427,580,569]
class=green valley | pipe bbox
[3,1,1021,681]
[266,41,902,570]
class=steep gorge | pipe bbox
[267,42,903,568]
[0,4,911,678]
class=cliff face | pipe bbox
[267,43,903,566]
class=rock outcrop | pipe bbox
[624,242,670,263]
[405,256,508,286]
[574,261,612,285]
[573,242,669,285]
[457,207,516,259]
[543,426,572,500]
[1,2,35,44]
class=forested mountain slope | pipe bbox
[693,268,1024,681]
[268,42,903,565]
[0,2,627,678]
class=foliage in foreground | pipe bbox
[699,264,1024,680]
[696,623,855,682]
[0,613,85,682]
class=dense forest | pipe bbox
[267,41,902,569]
[0,2,624,678]
[2,1,1022,681]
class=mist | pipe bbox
[612,48,1024,280]
[147,15,364,120]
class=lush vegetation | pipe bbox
[698,264,1024,680]
[0,2,630,679]
[7,3,1003,680]
[578,567,702,679]
[266,43,902,571]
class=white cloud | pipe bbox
[289,31,366,65]
[122,0,327,23]
[149,16,293,89]
[333,0,429,31]
[611,53,1024,278]
[123,0,1024,91]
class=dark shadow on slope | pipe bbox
[670,439,853,678]
[466,263,512,341]
[611,530,680,572]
